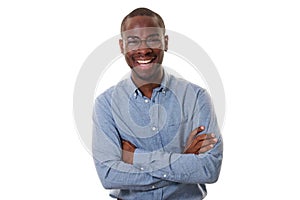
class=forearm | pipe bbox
[132,92,224,185]
[93,125,173,190]
[94,158,173,190]
[133,135,223,184]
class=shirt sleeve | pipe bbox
[132,89,223,184]
[92,93,173,190]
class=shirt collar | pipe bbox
[121,68,170,97]
[161,69,170,90]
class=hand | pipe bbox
[184,126,218,154]
[121,140,136,164]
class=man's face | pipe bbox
[119,16,168,83]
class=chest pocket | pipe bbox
[165,115,190,153]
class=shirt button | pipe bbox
[134,93,137,97]
[144,99,149,103]
[151,126,157,131]
[163,174,167,178]
[162,90,166,94]
[140,167,144,171]
[152,185,155,189]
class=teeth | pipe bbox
[137,59,152,64]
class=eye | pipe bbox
[127,39,140,46]
[146,37,162,46]
[147,38,160,42]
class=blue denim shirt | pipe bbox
[93,70,223,199]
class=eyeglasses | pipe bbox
[123,35,164,51]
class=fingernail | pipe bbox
[211,133,215,137]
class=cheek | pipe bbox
[155,50,164,62]
[124,53,134,67]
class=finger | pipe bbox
[194,133,208,142]
[194,137,218,154]
[189,136,215,152]
[122,140,129,144]
[123,146,135,153]
[184,135,206,153]
[186,126,205,145]
[122,140,130,147]
[205,133,216,140]
[122,140,135,147]
[197,126,205,133]
[198,144,214,154]
[197,133,216,144]
[189,126,205,139]
[185,133,217,154]
[200,137,218,147]
[122,141,130,150]
[194,135,217,148]
[186,132,216,150]
[122,140,136,150]
[190,134,207,147]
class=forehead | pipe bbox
[122,16,164,38]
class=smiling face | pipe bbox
[119,16,168,85]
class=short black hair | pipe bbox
[121,7,165,33]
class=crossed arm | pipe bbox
[93,90,223,190]
[122,126,218,164]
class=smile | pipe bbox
[136,59,153,64]
[135,56,157,65]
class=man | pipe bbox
[93,7,223,199]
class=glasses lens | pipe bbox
[125,37,162,51]
[146,37,162,48]
[126,38,140,49]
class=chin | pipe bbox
[132,63,162,82]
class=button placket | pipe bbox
[151,126,157,131]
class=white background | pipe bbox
[1,0,299,199]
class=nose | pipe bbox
[135,40,153,54]
[139,39,149,48]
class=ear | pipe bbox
[119,39,124,54]
[164,35,169,52]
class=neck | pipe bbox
[138,83,161,98]
[132,70,164,99]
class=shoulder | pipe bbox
[168,73,206,95]
[95,78,129,99]
[94,86,115,110]
[94,78,131,106]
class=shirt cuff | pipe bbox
[133,148,180,173]
[133,148,152,171]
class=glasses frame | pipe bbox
[123,34,165,51]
